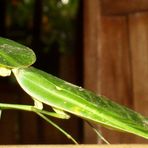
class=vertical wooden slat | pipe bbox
[101,0,148,15]
[98,16,135,143]
[83,0,137,143]
[129,12,148,143]
[100,16,133,107]
[83,0,102,144]
[83,0,101,92]
[84,0,148,143]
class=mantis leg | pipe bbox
[52,107,70,119]
[0,103,69,119]
[36,112,78,144]
[0,102,78,144]
[33,98,70,119]
[86,121,110,144]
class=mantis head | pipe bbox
[0,37,36,71]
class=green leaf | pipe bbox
[0,37,36,68]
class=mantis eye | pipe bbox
[0,67,11,77]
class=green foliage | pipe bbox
[7,0,80,53]
[42,0,80,53]
[7,0,34,29]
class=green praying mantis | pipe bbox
[0,37,148,144]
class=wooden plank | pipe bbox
[101,0,148,15]
[98,15,135,143]
[0,144,148,148]
[83,0,141,144]
[83,0,101,92]
[83,0,102,144]
[99,16,133,107]
[129,12,148,143]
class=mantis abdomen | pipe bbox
[13,66,148,139]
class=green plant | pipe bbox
[0,37,148,144]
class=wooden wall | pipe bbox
[83,0,148,144]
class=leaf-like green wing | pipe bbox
[13,67,148,139]
[0,37,36,68]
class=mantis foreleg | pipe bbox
[0,102,78,144]
[0,103,69,119]
[33,98,70,119]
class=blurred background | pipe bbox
[0,0,148,145]
[0,0,83,144]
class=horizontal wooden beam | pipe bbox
[0,145,148,148]
[101,0,148,15]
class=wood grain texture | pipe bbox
[98,16,135,143]
[83,0,101,92]
[0,144,148,148]
[99,16,133,107]
[101,0,148,15]
[83,0,102,144]
[83,0,138,144]
[83,0,148,144]
[129,12,148,143]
